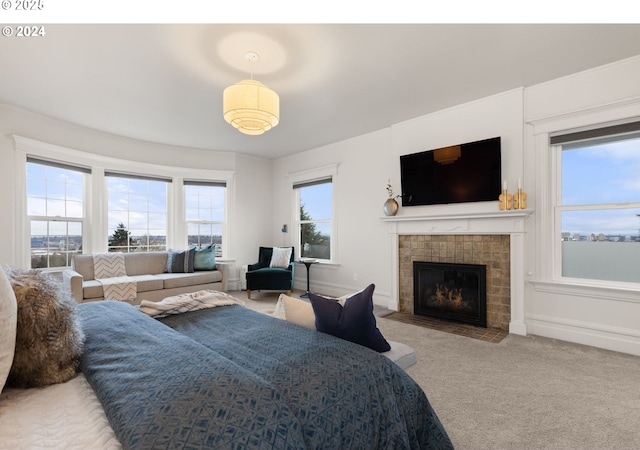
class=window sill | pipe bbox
[530,279,640,303]
[296,261,339,269]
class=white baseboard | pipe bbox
[527,314,640,357]
[509,321,528,336]
[228,278,243,291]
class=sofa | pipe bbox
[63,251,228,304]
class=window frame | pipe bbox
[105,171,172,253]
[184,180,227,258]
[26,157,88,269]
[551,137,640,285]
[530,104,640,300]
[14,136,235,269]
[289,164,338,265]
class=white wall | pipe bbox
[231,153,274,288]
[271,129,395,305]
[0,103,272,282]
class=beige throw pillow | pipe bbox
[274,294,316,330]
[0,268,18,392]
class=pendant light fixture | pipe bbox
[223,51,280,135]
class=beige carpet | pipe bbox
[229,290,640,450]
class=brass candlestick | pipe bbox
[499,189,513,210]
[513,189,527,210]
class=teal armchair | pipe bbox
[246,247,295,299]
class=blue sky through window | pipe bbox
[561,137,640,236]
[299,183,332,220]
[106,177,168,246]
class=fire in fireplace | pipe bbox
[413,261,487,327]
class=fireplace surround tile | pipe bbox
[398,234,511,330]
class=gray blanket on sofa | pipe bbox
[79,301,453,449]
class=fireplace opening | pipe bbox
[413,261,487,328]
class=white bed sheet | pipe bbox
[0,373,121,450]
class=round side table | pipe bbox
[297,259,318,298]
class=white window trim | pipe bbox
[184,181,227,256]
[528,97,640,301]
[13,136,235,268]
[289,164,338,265]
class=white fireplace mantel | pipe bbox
[383,209,532,336]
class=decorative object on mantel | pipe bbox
[223,51,279,135]
[498,180,513,210]
[384,180,400,216]
[513,178,527,210]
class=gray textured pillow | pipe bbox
[7,268,85,388]
[0,268,17,392]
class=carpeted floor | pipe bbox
[230,290,640,450]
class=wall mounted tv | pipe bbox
[400,136,501,206]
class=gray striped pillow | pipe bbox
[165,248,195,273]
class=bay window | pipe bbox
[15,136,234,269]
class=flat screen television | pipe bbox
[400,137,501,206]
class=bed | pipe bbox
[1,299,453,449]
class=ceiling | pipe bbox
[2,24,640,159]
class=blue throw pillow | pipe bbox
[165,248,195,273]
[309,284,391,353]
[192,244,216,271]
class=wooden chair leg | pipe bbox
[246,289,251,299]
[286,290,291,296]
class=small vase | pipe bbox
[383,198,399,216]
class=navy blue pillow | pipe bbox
[309,284,391,353]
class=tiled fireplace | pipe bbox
[400,235,509,330]
[383,210,530,336]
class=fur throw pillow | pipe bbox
[7,268,85,388]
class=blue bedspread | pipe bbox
[79,301,453,449]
